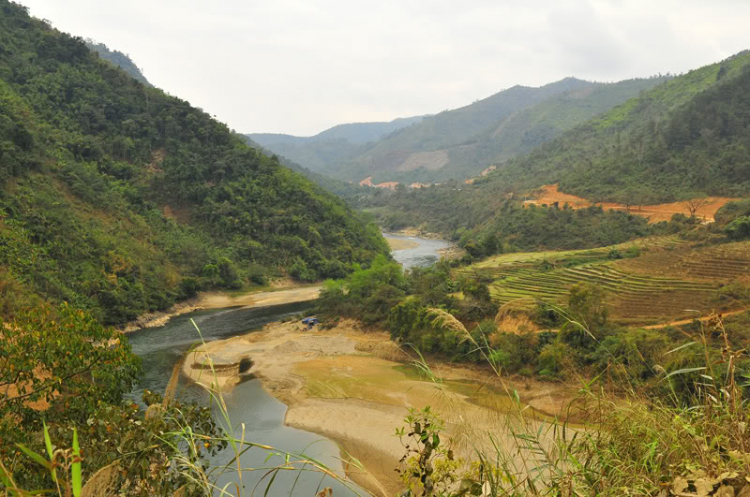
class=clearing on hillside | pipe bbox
[526,184,739,223]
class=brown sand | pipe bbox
[529,184,740,223]
[386,237,420,251]
[120,286,321,333]
[184,321,578,496]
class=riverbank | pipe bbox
[118,285,322,334]
[183,320,580,496]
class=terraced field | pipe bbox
[615,241,750,281]
[461,236,749,325]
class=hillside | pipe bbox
[85,39,151,87]
[248,115,424,170]
[0,1,388,324]
[428,77,669,183]
[488,50,750,203]
[357,52,750,240]
[262,76,667,184]
[243,135,368,199]
[339,78,594,180]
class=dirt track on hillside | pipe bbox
[644,308,748,330]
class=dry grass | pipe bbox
[427,308,468,334]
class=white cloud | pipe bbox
[19,0,750,135]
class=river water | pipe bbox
[126,235,449,496]
[382,233,451,270]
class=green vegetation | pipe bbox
[247,115,424,171]
[346,53,750,238]
[488,50,750,202]
[395,312,750,495]
[254,76,667,185]
[0,304,225,494]
[362,194,656,258]
[0,0,388,324]
[0,4,387,491]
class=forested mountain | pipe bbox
[0,1,388,324]
[243,135,367,199]
[85,39,151,87]
[324,78,595,182]
[255,76,668,185]
[248,115,424,170]
[356,52,750,239]
[484,50,750,203]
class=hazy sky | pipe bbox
[19,0,750,136]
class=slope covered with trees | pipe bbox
[356,52,750,241]
[255,76,667,184]
[0,0,388,325]
[248,115,424,171]
[491,50,750,203]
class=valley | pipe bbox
[3,1,750,496]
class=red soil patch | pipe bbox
[359,176,399,190]
[528,184,740,223]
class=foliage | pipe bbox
[317,254,407,325]
[263,77,667,185]
[0,0,389,324]
[724,216,750,240]
[0,304,224,494]
[395,406,460,496]
[349,52,750,239]
[84,39,151,86]
[361,193,654,253]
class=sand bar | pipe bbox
[183,320,579,495]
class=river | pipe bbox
[382,232,451,270]
[126,234,449,496]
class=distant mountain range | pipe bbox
[250,76,669,184]
[248,116,425,171]
[356,50,750,237]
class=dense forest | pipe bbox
[0,1,390,493]
[0,1,388,325]
[489,50,750,202]
[352,52,750,241]
[254,76,668,185]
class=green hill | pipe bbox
[0,1,388,324]
[422,77,669,183]
[244,135,367,199]
[248,116,424,170]
[356,52,750,241]
[255,76,667,185]
[491,50,750,203]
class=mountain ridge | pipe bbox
[0,0,388,323]
[252,75,668,184]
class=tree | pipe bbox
[683,196,712,219]
[560,283,609,347]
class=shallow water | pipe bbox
[383,233,451,269]
[127,234,449,495]
[127,302,362,495]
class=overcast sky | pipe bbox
[19,0,750,136]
